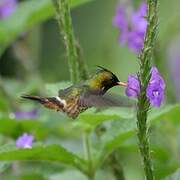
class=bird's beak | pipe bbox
[117,81,127,87]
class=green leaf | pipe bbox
[94,118,136,169]
[19,173,46,180]
[74,113,119,132]
[103,131,134,153]
[0,144,85,169]
[100,118,136,152]
[94,104,180,168]
[0,117,48,139]
[164,168,180,180]
[0,0,93,56]
[49,170,86,180]
[149,104,180,125]
[0,161,11,173]
[0,97,8,112]
[74,107,134,132]
[103,103,180,151]
[97,104,180,158]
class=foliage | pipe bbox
[0,0,92,56]
[0,0,180,179]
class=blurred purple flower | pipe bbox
[131,2,147,33]
[125,75,140,97]
[16,133,34,149]
[113,2,147,54]
[125,67,165,107]
[171,57,180,99]
[113,4,128,44]
[168,38,180,100]
[0,0,17,19]
[11,109,38,119]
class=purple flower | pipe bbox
[113,5,128,30]
[146,82,164,107]
[11,109,38,119]
[0,0,17,19]
[150,67,165,89]
[16,133,34,149]
[127,30,145,54]
[125,67,165,107]
[146,67,165,107]
[125,75,140,97]
[113,2,147,54]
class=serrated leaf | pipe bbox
[0,144,85,169]
[0,0,93,56]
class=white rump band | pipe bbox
[55,97,67,106]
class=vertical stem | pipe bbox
[83,133,94,180]
[52,0,78,83]
[52,0,88,83]
[137,0,158,179]
[95,126,125,180]
[52,1,91,179]
[108,152,125,180]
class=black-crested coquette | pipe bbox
[22,66,133,119]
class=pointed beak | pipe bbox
[117,81,127,87]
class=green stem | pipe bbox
[136,0,158,179]
[52,0,88,83]
[83,133,95,180]
[108,152,125,180]
[52,0,78,83]
[94,127,125,180]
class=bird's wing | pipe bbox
[58,88,70,97]
[79,91,135,108]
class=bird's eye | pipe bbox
[111,77,116,82]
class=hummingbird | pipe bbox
[21,66,131,119]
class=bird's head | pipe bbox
[88,66,127,93]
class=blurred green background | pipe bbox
[0,0,180,179]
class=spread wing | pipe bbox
[79,91,135,108]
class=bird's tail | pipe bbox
[21,95,64,111]
[21,95,44,102]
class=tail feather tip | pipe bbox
[21,94,41,101]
